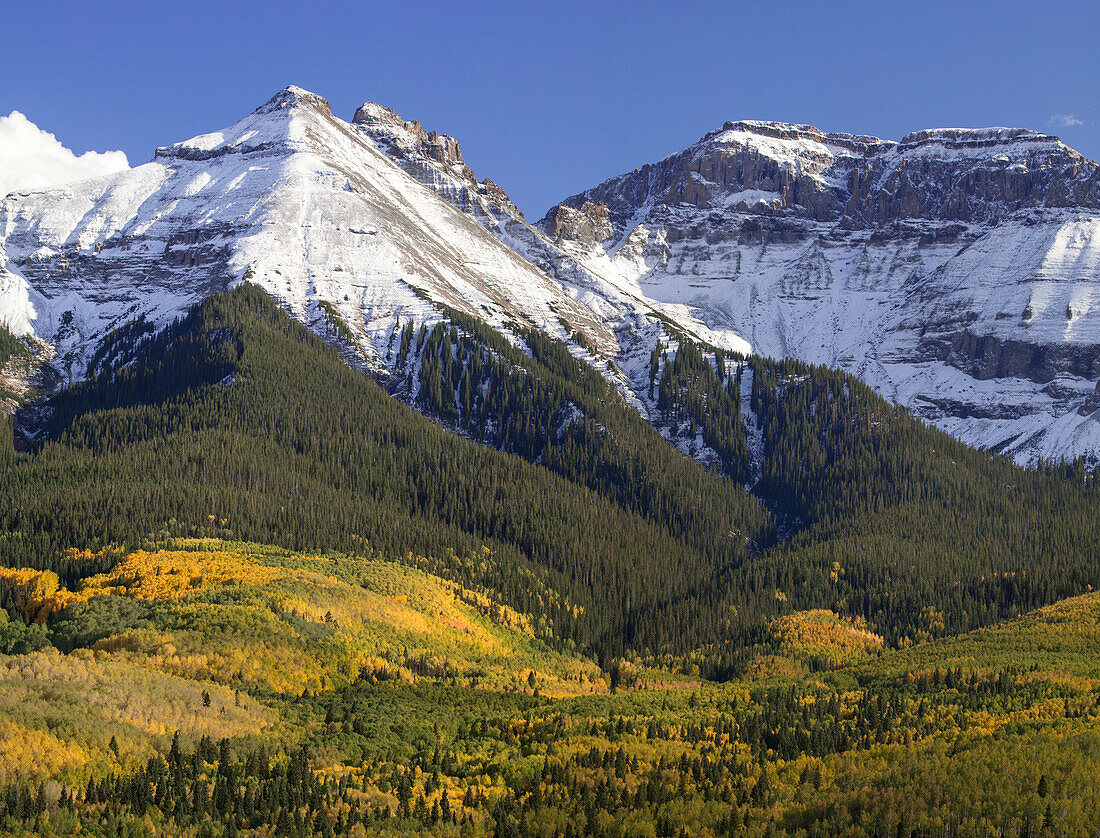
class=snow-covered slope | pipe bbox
[4,92,1100,465]
[540,121,1100,464]
[350,101,754,403]
[0,87,616,393]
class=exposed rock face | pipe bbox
[545,202,613,247]
[540,121,1100,463]
[547,122,1100,230]
[927,331,1100,384]
[352,103,525,222]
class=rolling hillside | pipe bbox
[1,536,1099,836]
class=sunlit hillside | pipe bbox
[0,540,1098,836]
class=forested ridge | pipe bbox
[392,299,1100,666]
[1,287,750,659]
[395,306,770,583]
[2,285,1098,668]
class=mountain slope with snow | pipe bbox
[349,101,755,415]
[541,121,1100,463]
[3,91,1100,464]
[0,87,616,395]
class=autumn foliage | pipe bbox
[772,609,884,669]
[1,549,283,623]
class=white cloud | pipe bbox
[1048,113,1085,128]
[0,111,129,197]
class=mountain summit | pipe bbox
[0,86,613,386]
[543,119,1099,228]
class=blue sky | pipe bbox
[3,0,1097,217]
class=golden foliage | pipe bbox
[773,609,884,668]
[1,548,285,622]
[867,590,1100,680]
[0,648,274,783]
[0,717,88,783]
[13,541,604,697]
[77,549,284,600]
[1,538,603,751]
[0,567,64,622]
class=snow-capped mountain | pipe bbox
[540,121,1100,463]
[0,87,616,391]
[3,89,1100,465]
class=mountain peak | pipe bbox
[154,86,333,162]
[351,101,402,126]
[547,114,1100,231]
[254,85,332,116]
[896,126,1059,149]
[717,120,879,142]
[704,120,889,156]
[702,121,1072,160]
[5,90,1100,469]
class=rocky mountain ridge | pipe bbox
[540,119,1100,463]
[0,87,617,391]
[2,89,1100,464]
[546,121,1100,230]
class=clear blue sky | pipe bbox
[3,0,1097,218]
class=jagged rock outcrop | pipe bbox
[352,102,525,222]
[545,202,614,246]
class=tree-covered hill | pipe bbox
[2,284,1099,672]
[399,306,1100,667]
[647,338,1100,672]
[0,286,767,661]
